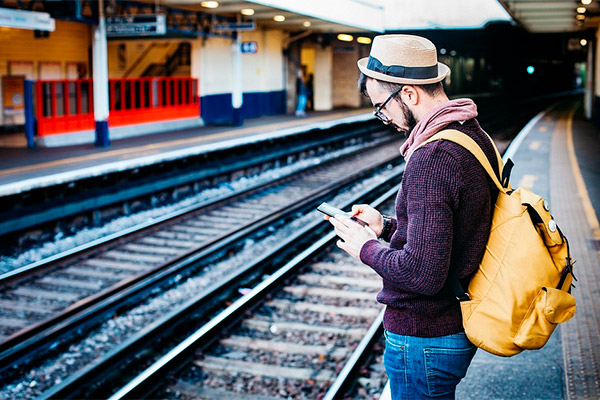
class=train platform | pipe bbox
[380,98,600,400]
[0,108,372,197]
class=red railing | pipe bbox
[36,79,95,136]
[36,77,199,136]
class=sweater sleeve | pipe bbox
[359,143,463,296]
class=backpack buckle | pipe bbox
[456,293,470,302]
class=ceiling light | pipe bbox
[576,14,586,20]
[241,8,254,16]
[577,7,586,13]
[581,0,592,5]
[273,15,285,22]
[201,1,219,8]
[303,21,311,27]
[581,39,588,46]
[337,34,353,42]
[357,37,372,45]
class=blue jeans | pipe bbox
[384,330,476,399]
[296,94,307,113]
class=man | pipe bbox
[327,34,499,399]
[295,68,308,117]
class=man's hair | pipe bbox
[358,72,444,97]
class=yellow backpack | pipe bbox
[420,129,576,357]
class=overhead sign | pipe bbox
[106,14,166,37]
[0,8,55,31]
[213,21,256,31]
[241,41,258,54]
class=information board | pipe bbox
[106,14,166,37]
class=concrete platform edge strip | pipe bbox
[0,112,373,197]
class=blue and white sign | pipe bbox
[213,21,256,31]
[0,8,55,31]
[106,14,166,37]
[241,41,258,54]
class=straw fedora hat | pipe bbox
[357,34,450,85]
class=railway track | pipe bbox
[0,135,398,345]
[0,137,405,399]
[106,186,400,400]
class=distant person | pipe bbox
[325,34,499,399]
[295,69,308,117]
[306,73,314,111]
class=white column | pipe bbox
[92,0,110,146]
[232,31,243,125]
[314,46,332,111]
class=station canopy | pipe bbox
[156,0,513,33]
[497,0,600,33]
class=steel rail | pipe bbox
[0,136,400,364]
[0,121,381,237]
[0,130,394,286]
[102,183,401,400]
[1,152,403,392]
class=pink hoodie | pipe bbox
[400,98,478,160]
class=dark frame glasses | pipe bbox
[373,87,402,124]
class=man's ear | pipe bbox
[401,85,419,106]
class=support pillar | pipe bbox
[24,80,35,148]
[93,0,110,146]
[585,36,594,120]
[232,32,243,126]
[191,39,202,117]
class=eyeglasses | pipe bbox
[373,87,402,124]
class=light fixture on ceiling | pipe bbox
[337,34,353,42]
[576,14,586,20]
[241,9,255,16]
[273,15,285,22]
[303,21,311,27]
[357,37,372,44]
[581,0,592,5]
[201,1,219,8]
[577,7,586,13]
[581,39,588,46]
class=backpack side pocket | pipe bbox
[514,287,576,350]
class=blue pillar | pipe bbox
[95,120,109,147]
[23,80,35,148]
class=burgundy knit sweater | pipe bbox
[359,119,499,337]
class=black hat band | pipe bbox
[367,56,438,79]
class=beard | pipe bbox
[392,99,417,138]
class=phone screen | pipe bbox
[317,202,368,227]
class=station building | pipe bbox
[0,0,390,147]
[1,0,595,148]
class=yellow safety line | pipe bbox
[0,110,367,177]
[566,107,600,240]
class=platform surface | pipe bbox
[0,108,372,196]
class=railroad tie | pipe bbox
[194,356,336,382]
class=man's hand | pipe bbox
[350,204,384,237]
[328,214,377,260]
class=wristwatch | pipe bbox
[380,215,393,239]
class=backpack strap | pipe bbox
[417,129,508,193]
[417,129,507,302]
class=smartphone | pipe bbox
[317,202,368,227]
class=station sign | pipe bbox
[0,8,55,31]
[213,21,256,31]
[241,41,258,54]
[106,14,166,37]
